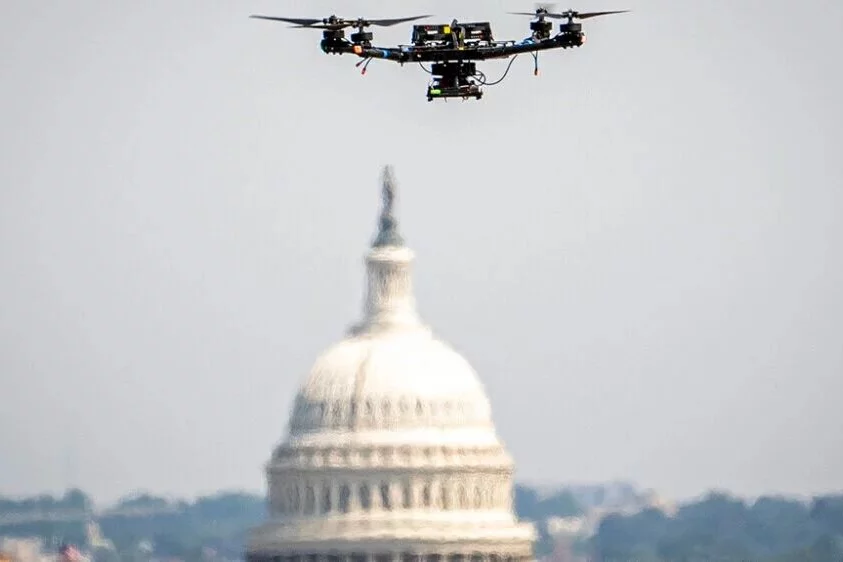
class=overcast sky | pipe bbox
[1,0,841,506]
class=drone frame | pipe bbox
[250,9,627,101]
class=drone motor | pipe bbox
[531,19,554,40]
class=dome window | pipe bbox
[402,482,412,508]
[321,483,332,513]
[380,483,391,510]
[458,485,469,509]
[292,486,301,512]
[304,486,316,514]
[339,485,351,513]
[285,487,294,513]
[359,484,372,510]
[440,486,449,509]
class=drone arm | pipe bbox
[319,39,407,62]
[320,31,583,64]
[355,47,405,62]
[393,33,583,63]
[488,35,583,57]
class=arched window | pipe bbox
[380,483,391,510]
[474,486,482,508]
[339,485,351,513]
[402,482,412,508]
[422,484,431,508]
[276,487,287,514]
[458,484,469,509]
[285,487,294,513]
[292,485,301,512]
[321,483,332,513]
[359,484,372,511]
[304,485,315,514]
[440,485,449,509]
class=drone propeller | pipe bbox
[564,10,629,19]
[508,7,628,21]
[249,15,324,26]
[249,14,431,31]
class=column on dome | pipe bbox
[372,479,381,510]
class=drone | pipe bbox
[250,6,627,101]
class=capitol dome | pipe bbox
[247,167,536,562]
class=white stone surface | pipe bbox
[247,168,535,562]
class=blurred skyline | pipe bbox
[1,0,841,504]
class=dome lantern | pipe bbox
[352,166,421,335]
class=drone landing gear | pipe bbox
[426,62,483,102]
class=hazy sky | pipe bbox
[1,0,841,507]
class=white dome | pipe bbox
[248,167,535,562]
[289,329,495,438]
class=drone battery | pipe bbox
[412,24,451,45]
[458,22,493,42]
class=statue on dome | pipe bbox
[381,165,396,218]
[373,165,404,247]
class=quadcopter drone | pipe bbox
[250,6,627,101]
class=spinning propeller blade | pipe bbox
[573,10,629,19]
[367,15,433,26]
[508,7,628,20]
[249,14,432,30]
[249,15,324,26]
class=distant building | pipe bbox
[84,522,114,552]
[0,538,52,562]
[546,516,587,537]
[246,167,537,562]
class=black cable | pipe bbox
[475,55,520,86]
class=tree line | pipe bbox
[1,487,842,561]
[591,491,843,561]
